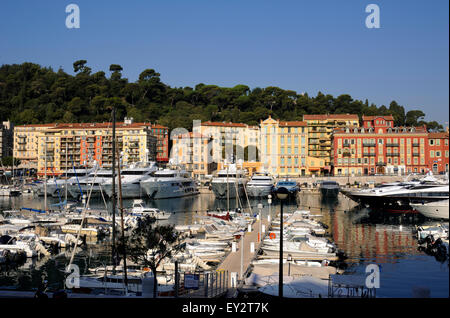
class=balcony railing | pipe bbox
[386,143,399,147]
[412,152,420,156]
[363,153,376,156]
[412,143,420,147]
[363,143,376,147]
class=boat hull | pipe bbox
[211,182,245,199]
[246,185,273,198]
[140,180,199,200]
[410,200,449,220]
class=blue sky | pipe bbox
[0,0,448,124]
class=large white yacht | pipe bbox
[37,168,93,197]
[211,163,248,199]
[103,162,158,199]
[341,173,449,208]
[246,171,275,197]
[68,169,113,199]
[410,199,449,220]
[140,168,199,199]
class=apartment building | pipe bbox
[13,123,57,168]
[1,120,14,160]
[171,131,216,178]
[427,132,449,174]
[34,120,156,176]
[151,124,169,163]
[260,116,311,176]
[332,115,429,176]
[303,114,360,175]
[198,121,260,165]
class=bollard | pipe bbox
[267,215,271,222]
[250,242,255,253]
[262,224,266,233]
[248,224,252,232]
[232,242,237,252]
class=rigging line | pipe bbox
[67,164,100,271]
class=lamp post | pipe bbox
[287,254,292,276]
[268,194,272,221]
[275,187,289,298]
[257,203,263,242]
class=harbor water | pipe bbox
[1,192,448,297]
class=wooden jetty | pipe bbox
[217,218,269,288]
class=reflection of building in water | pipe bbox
[332,211,419,263]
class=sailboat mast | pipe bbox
[44,144,47,212]
[111,106,117,268]
[116,146,128,288]
[65,141,68,204]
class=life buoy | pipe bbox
[269,233,276,239]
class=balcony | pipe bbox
[386,143,399,147]
[387,152,400,156]
[412,152,420,157]
[363,143,376,147]
[412,143,420,147]
[363,153,376,156]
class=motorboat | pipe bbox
[273,180,299,197]
[211,163,247,199]
[103,163,158,199]
[37,168,93,198]
[341,173,449,208]
[140,168,199,199]
[126,199,171,220]
[410,199,449,220]
[319,180,340,198]
[68,169,113,199]
[246,171,275,197]
[0,186,21,197]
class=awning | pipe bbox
[309,167,320,171]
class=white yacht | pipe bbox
[103,163,158,199]
[140,168,199,199]
[37,168,93,197]
[246,171,275,197]
[341,173,448,207]
[126,199,171,220]
[68,169,113,199]
[410,199,449,220]
[211,164,247,199]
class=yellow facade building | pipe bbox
[303,114,359,175]
[260,116,311,177]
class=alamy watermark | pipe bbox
[65,264,80,288]
[365,4,380,29]
[65,4,80,29]
[365,264,380,288]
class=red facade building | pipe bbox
[151,124,169,163]
[332,115,429,176]
[427,132,449,174]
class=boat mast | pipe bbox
[44,144,47,212]
[226,162,229,212]
[65,141,68,205]
[111,106,117,270]
[116,146,128,289]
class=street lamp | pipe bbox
[287,254,292,276]
[268,194,272,222]
[257,203,263,242]
[275,186,289,298]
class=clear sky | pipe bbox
[1,0,448,124]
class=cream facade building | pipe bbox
[260,116,311,177]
